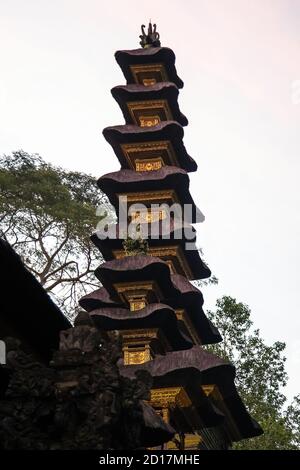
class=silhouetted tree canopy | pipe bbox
[207,296,300,449]
[0,150,110,319]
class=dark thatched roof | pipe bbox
[0,239,71,361]
[89,303,193,350]
[97,166,203,224]
[111,82,188,126]
[103,121,197,172]
[115,47,183,88]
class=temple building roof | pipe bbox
[121,346,263,440]
[79,279,221,346]
[115,47,184,89]
[111,82,188,126]
[122,345,227,380]
[0,239,71,361]
[88,303,193,351]
[97,166,203,224]
[103,121,197,172]
[94,255,178,298]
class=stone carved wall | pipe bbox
[0,312,154,450]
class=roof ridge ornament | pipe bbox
[139,21,161,48]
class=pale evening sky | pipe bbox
[0,0,299,401]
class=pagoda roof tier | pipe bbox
[122,346,226,383]
[115,47,184,89]
[79,286,123,311]
[169,274,222,344]
[121,346,263,441]
[111,83,188,127]
[103,121,197,172]
[79,281,221,346]
[94,255,178,299]
[97,167,203,224]
[88,303,193,351]
[91,223,211,280]
[121,355,224,430]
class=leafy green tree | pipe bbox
[206,296,300,449]
[0,150,110,319]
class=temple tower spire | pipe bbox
[80,25,263,450]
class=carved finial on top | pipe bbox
[139,21,161,48]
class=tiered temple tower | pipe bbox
[80,24,262,449]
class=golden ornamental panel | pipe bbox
[135,158,163,172]
[127,100,173,126]
[123,346,152,365]
[129,63,169,86]
[120,140,179,170]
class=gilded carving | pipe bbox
[123,346,152,365]
[129,299,146,311]
[127,100,173,126]
[121,328,170,367]
[129,63,169,86]
[131,209,166,224]
[120,189,179,205]
[139,116,160,127]
[142,78,157,87]
[150,387,191,409]
[120,140,179,169]
[112,280,162,305]
[135,158,163,171]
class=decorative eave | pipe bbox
[120,353,225,430]
[93,255,178,298]
[97,167,203,224]
[91,223,211,280]
[169,274,222,345]
[111,83,188,127]
[0,239,71,361]
[79,277,221,346]
[88,303,193,351]
[115,47,184,89]
[79,286,123,312]
[102,121,197,172]
[122,346,229,382]
[121,346,263,440]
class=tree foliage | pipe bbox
[0,150,108,319]
[206,296,300,449]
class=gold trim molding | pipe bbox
[127,100,173,126]
[150,387,192,409]
[129,63,169,86]
[112,280,163,305]
[120,140,179,170]
[112,245,194,279]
